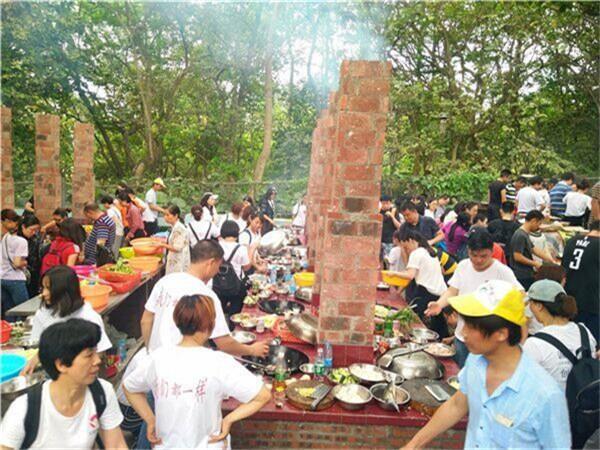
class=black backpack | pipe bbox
[212,245,245,299]
[533,324,599,448]
[22,378,107,449]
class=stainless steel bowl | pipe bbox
[299,363,315,375]
[0,372,46,403]
[231,331,256,345]
[370,383,411,411]
[410,328,439,344]
[378,346,445,380]
[349,363,387,385]
[258,229,288,256]
[294,287,312,303]
[285,313,317,345]
[332,383,372,410]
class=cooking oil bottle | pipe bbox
[273,349,287,407]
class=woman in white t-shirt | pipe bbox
[124,294,271,450]
[188,205,219,246]
[0,318,126,450]
[22,265,113,375]
[524,279,597,390]
[563,180,592,226]
[238,209,266,270]
[220,202,247,234]
[200,192,219,224]
[390,228,449,338]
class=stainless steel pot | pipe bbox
[294,287,312,303]
[258,229,288,256]
[377,346,444,380]
[285,313,318,345]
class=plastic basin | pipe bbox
[0,320,12,344]
[119,247,135,259]
[130,238,164,256]
[381,271,411,288]
[0,354,27,383]
[293,272,315,288]
[72,265,96,277]
[80,284,112,311]
[128,256,160,273]
[97,264,142,283]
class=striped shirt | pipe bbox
[505,183,517,202]
[549,181,572,216]
[84,214,116,264]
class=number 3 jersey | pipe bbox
[562,234,599,314]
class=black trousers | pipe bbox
[405,281,449,339]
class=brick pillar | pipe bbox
[33,114,61,224]
[1,107,14,209]
[72,123,95,219]
[316,61,391,365]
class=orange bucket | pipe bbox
[80,284,112,311]
[128,256,161,273]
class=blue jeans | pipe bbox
[135,392,155,450]
[453,338,469,368]
[1,279,29,321]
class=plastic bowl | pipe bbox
[293,272,315,288]
[0,320,12,344]
[128,256,161,273]
[119,247,135,259]
[80,284,112,311]
[97,264,142,283]
[130,238,164,256]
[0,354,27,383]
[381,271,411,288]
[72,265,96,277]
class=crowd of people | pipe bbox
[0,169,597,449]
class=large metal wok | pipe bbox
[258,299,305,316]
[377,345,445,380]
[258,229,288,256]
[242,344,309,375]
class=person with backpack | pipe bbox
[157,205,190,274]
[0,318,126,450]
[214,220,251,322]
[40,218,85,275]
[187,204,218,247]
[524,279,599,449]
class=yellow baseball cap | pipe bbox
[153,177,166,188]
[449,280,526,326]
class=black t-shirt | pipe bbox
[488,180,507,206]
[562,234,599,314]
[509,228,534,279]
[401,216,440,241]
[380,208,399,244]
[488,219,520,246]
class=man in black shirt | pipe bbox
[509,210,558,289]
[487,169,511,221]
[399,202,444,246]
[488,201,520,248]
[380,195,401,259]
[562,220,600,341]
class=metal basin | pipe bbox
[258,229,288,256]
[294,287,312,303]
[285,313,317,345]
[0,372,46,403]
[332,383,372,410]
[231,331,256,345]
[258,299,305,316]
[377,346,445,380]
[370,383,411,411]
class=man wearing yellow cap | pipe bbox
[403,280,570,450]
[144,178,167,236]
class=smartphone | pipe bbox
[425,384,451,402]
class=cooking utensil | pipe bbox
[285,313,317,345]
[258,299,305,316]
[332,383,372,410]
[241,344,309,375]
[447,376,459,391]
[423,343,456,359]
[378,345,445,380]
[409,328,439,344]
[370,383,411,412]
[379,343,427,369]
[234,356,275,373]
[285,380,335,411]
[349,363,387,385]
[294,287,312,303]
[425,383,451,402]
[383,383,400,412]
[231,331,256,345]
[402,379,454,416]
[310,384,332,411]
[258,229,288,256]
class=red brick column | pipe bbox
[1,107,14,209]
[72,123,95,219]
[316,61,391,365]
[33,114,61,224]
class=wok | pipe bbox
[258,299,305,316]
[242,344,309,375]
[258,229,288,256]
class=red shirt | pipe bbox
[41,236,79,274]
[493,242,507,265]
[126,204,145,239]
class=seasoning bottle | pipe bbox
[273,349,287,407]
[256,317,265,334]
[314,347,325,381]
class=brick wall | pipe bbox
[1,107,14,209]
[72,122,95,219]
[231,419,464,449]
[33,114,61,224]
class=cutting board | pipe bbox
[285,380,335,411]
[403,378,456,417]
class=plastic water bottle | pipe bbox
[323,341,333,372]
[117,339,127,365]
[288,279,297,295]
[269,267,277,284]
[273,349,287,407]
[314,347,325,381]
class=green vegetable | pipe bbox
[391,308,417,327]
[106,259,134,274]
[329,368,358,384]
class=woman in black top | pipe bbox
[259,186,277,235]
[17,215,43,297]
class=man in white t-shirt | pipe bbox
[516,176,545,214]
[426,230,524,367]
[144,178,166,236]
[140,239,268,357]
[0,319,126,450]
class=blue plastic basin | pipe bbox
[0,354,27,383]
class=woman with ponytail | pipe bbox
[524,279,597,389]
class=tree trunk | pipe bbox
[252,4,278,194]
